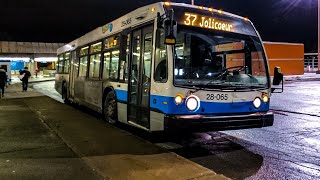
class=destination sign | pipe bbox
[183,13,234,32]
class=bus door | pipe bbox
[69,50,77,98]
[128,25,153,129]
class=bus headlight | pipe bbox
[186,95,200,111]
[175,94,184,105]
[253,97,262,109]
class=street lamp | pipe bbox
[318,0,320,73]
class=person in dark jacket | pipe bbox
[20,67,31,92]
[0,69,7,97]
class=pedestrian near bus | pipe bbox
[35,68,39,78]
[20,67,31,92]
[0,69,7,97]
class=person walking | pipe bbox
[0,69,7,98]
[35,68,39,78]
[20,67,31,92]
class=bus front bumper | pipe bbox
[164,112,274,132]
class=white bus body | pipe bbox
[56,2,275,132]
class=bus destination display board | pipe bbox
[183,13,234,32]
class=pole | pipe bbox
[318,0,320,73]
[191,0,194,5]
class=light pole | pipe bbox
[318,0,320,73]
[191,0,194,5]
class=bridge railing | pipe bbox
[304,58,319,72]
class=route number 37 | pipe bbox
[184,13,198,26]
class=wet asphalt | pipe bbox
[0,97,101,179]
[32,81,320,180]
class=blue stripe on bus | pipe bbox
[150,95,270,115]
[114,89,270,115]
[115,89,128,102]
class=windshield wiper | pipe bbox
[221,84,267,92]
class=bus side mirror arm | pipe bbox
[164,9,177,45]
[271,80,283,93]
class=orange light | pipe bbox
[164,2,171,6]
[208,8,213,12]
[244,17,250,21]
[198,6,204,10]
[151,7,155,12]
[218,10,223,14]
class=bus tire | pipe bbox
[103,91,118,124]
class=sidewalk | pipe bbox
[0,83,228,180]
[284,73,320,82]
[10,75,55,84]
[0,83,44,100]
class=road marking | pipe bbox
[271,109,320,118]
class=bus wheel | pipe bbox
[103,91,118,124]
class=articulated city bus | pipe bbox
[55,2,283,132]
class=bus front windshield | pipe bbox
[174,26,269,90]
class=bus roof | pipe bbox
[57,2,249,55]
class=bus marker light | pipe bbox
[175,94,184,105]
[262,95,269,103]
[253,97,262,109]
[164,2,170,6]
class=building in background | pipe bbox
[0,41,65,78]
[263,42,305,76]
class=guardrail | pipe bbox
[304,58,319,72]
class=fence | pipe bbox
[304,58,319,72]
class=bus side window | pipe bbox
[103,35,120,81]
[110,50,120,80]
[64,52,70,74]
[154,29,167,82]
[58,54,64,73]
[79,46,89,77]
[119,33,130,83]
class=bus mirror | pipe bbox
[273,66,283,85]
[271,66,284,93]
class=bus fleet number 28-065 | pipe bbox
[206,94,229,101]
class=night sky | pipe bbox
[0,0,317,52]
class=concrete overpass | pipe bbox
[0,41,65,77]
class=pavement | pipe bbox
[283,73,320,82]
[1,84,44,100]
[0,97,101,180]
[10,75,55,85]
[0,84,228,179]
[2,73,319,179]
